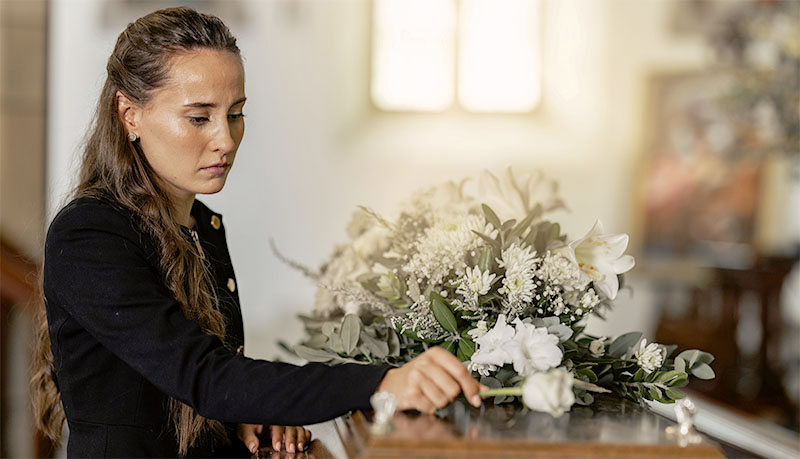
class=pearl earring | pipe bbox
[127,132,138,142]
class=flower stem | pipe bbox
[479,387,522,397]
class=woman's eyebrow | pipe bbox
[183,97,247,109]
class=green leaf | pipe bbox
[547,324,574,343]
[655,370,687,385]
[663,344,678,359]
[387,329,400,357]
[633,368,645,382]
[674,357,686,373]
[482,204,502,230]
[305,333,328,349]
[576,368,598,383]
[508,209,537,241]
[665,389,686,401]
[648,386,662,402]
[293,345,335,363]
[691,363,716,380]
[479,376,502,389]
[430,295,459,334]
[478,247,493,272]
[472,230,501,252]
[458,338,476,361]
[523,226,539,247]
[360,331,389,358]
[608,332,642,358]
[441,341,457,354]
[677,350,714,368]
[341,314,361,355]
[321,322,336,338]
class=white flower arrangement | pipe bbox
[279,168,716,416]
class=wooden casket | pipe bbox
[330,395,723,458]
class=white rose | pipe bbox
[589,338,606,358]
[521,368,575,418]
[506,318,563,376]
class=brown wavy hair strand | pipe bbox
[31,7,241,455]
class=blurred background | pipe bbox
[1,0,798,456]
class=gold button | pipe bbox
[236,345,244,355]
[227,278,236,292]
[211,215,221,230]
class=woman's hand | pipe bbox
[237,424,312,454]
[376,346,487,414]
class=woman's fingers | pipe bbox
[376,346,484,412]
[430,347,484,407]
[297,427,312,451]
[270,425,285,451]
[285,426,298,453]
[236,424,261,454]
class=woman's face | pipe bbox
[131,49,246,202]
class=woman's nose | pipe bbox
[210,119,236,153]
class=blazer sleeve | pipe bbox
[44,200,390,426]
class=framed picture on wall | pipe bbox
[636,70,766,268]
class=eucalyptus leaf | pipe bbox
[293,345,335,363]
[321,322,336,338]
[388,329,400,357]
[480,376,502,389]
[674,357,686,373]
[305,333,328,349]
[547,324,574,343]
[341,314,361,355]
[360,331,389,358]
[691,363,715,380]
[608,332,642,358]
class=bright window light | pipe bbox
[371,0,457,112]
[458,0,541,112]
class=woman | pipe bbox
[31,7,483,458]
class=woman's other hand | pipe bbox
[376,346,487,413]
[237,424,311,454]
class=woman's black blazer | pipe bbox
[43,196,389,457]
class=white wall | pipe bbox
[47,0,711,359]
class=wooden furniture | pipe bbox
[327,396,723,458]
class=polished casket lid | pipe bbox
[333,395,723,458]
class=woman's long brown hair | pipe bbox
[31,7,240,455]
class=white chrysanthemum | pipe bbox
[403,213,496,288]
[455,266,496,310]
[636,339,665,374]
[497,244,538,316]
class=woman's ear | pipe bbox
[116,91,141,136]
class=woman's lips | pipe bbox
[202,163,228,175]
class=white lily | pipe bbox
[563,220,635,300]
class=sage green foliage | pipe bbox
[290,202,715,408]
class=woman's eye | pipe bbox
[189,116,209,125]
[228,113,246,121]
